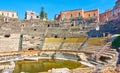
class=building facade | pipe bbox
[0,10,18,18]
[25,11,39,20]
[99,0,120,23]
[55,9,99,22]
[84,9,99,21]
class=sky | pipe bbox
[0,0,116,19]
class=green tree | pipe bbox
[40,7,45,20]
[45,13,48,20]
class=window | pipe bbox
[12,14,14,17]
[93,13,96,17]
[78,12,81,17]
[118,9,120,13]
[7,13,9,16]
[112,11,115,16]
[2,13,4,15]
[70,14,73,18]
[88,14,91,17]
[118,4,120,7]
[4,34,10,38]
[31,13,34,15]
[30,16,33,19]
[36,16,39,18]
[64,14,66,19]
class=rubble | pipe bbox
[78,53,88,61]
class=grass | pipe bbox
[65,38,85,43]
[71,26,80,29]
[45,38,63,43]
[45,37,103,46]
[87,38,103,46]
[45,38,85,43]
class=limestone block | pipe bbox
[78,53,88,61]
[49,68,72,73]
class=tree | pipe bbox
[45,13,48,20]
[40,7,45,20]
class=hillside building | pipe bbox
[54,9,99,22]
[25,11,39,20]
[0,10,18,18]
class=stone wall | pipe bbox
[0,34,20,52]
[0,16,97,52]
[99,0,120,23]
[22,35,40,50]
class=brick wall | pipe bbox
[99,10,113,23]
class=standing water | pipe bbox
[13,59,86,73]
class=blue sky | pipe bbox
[0,0,116,19]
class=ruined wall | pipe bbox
[99,10,113,23]
[99,0,120,23]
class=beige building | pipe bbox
[25,11,39,20]
[0,10,18,18]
